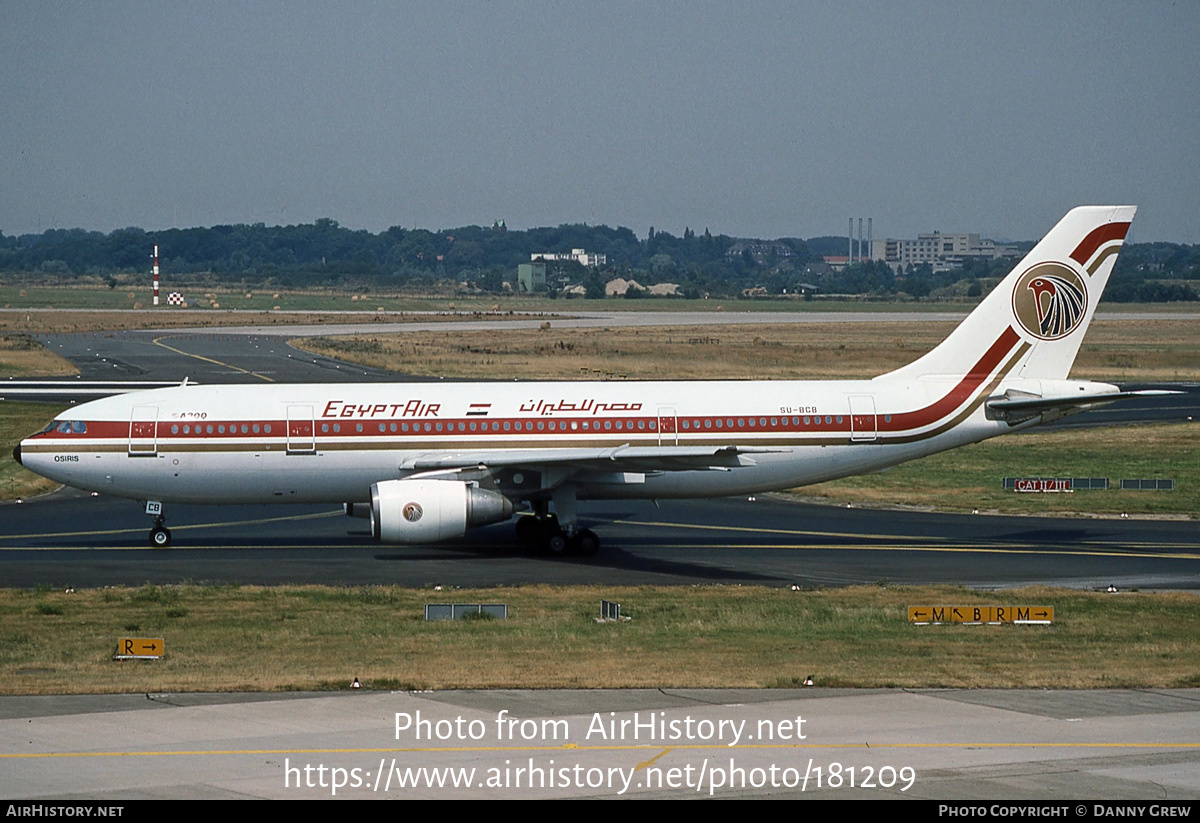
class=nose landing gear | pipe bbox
[145,501,171,547]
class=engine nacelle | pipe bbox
[370,479,514,543]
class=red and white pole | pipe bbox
[152,244,160,306]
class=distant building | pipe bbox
[531,248,607,268]
[517,261,547,293]
[879,232,1019,272]
[821,255,850,273]
[803,261,834,279]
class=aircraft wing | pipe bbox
[400,444,791,474]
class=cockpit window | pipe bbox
[72,421,87,433]
[57,421,72,434]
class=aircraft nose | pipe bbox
[12,444,21,466]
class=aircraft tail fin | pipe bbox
[878,206,1135,386]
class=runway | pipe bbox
[4,315,1199,591]
[4,488,1199,590]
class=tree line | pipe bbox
[1,220,1196,301]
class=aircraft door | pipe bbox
[286,405,316,454]
[128,405,158,456]
[848,395,877,442]
[657,406,677,446]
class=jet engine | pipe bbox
[369,478,514,543]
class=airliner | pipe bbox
[14,206,1157,553]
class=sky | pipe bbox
[2,1,1197,244]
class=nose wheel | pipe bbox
[149,523,172,547]
[145,501,171,547]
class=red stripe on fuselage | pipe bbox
[879,325,1021,432]
[1070,222,1130,266]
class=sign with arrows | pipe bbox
[908,606,1054,625]
[114,637,165,659]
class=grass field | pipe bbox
[0,334,78,378]
[295,317,1200,382]
[0,285,496,313]
[0,308,550,335]
[0,334,80,501]
[0,401,62,500]
[3,584,1197,694]
[0,284,982,314]
[802,422,1198,516]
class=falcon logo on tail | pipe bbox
[1012,263,1088,340]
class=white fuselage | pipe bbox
[19,372,1016,506]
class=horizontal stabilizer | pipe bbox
[986,387,1180,423]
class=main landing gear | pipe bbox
[514,496,600,556]
[145,501,171,547]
